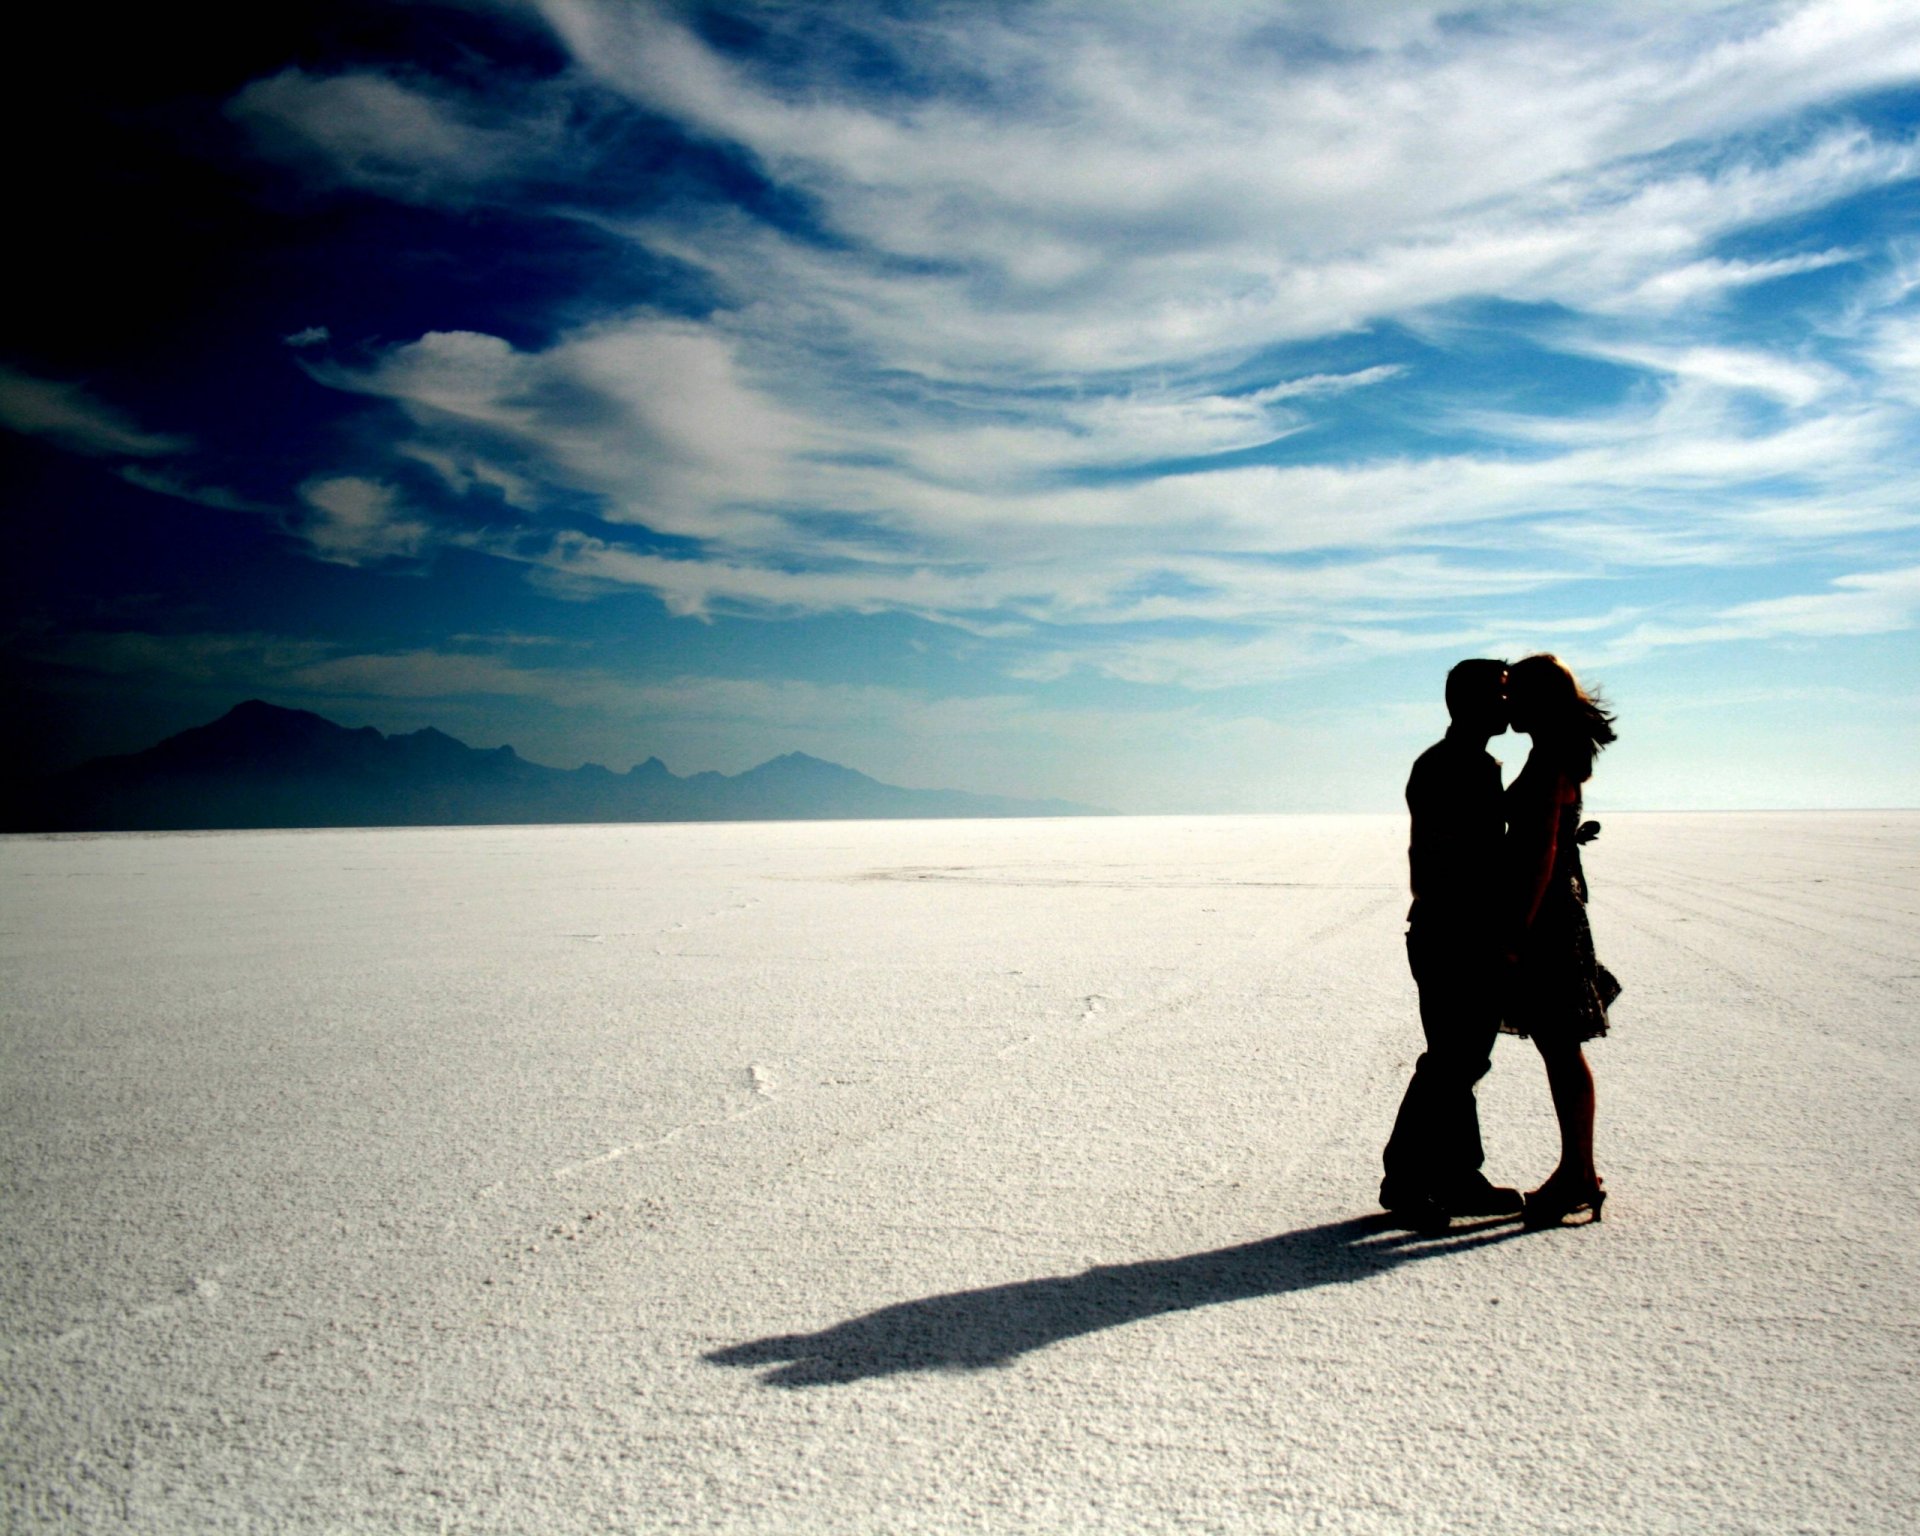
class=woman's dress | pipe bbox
[1502,758,1621,1042]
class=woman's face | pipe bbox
[1506,673,1545,734]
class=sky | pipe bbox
[5,0,1920,813]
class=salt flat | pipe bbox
[2,813,1916,1533]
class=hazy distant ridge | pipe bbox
[7,700,1107,831]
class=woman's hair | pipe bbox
[1509,653,1616,781]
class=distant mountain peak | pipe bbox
[210,698,335,732]
[744,750,869,778]
[8,702,1111,831]
[151,697,362,767]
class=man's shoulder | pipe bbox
[1406,738,1449,805]
[1408,734,1497,800]
[1409,736,1452,773]
[1409,734,1479,778]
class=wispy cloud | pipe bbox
[1617,249,1858,311]
[0,365,189,457]
[229,68,565,205]
[119,467,268,514]
[527,2,1920,375]
[297,477,435,566]
[1610,563,1920,654]
[200,1,1920,693]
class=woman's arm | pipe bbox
[1511,769,1574,943]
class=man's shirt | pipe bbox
[1406,726,1504,934]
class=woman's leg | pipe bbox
[1535,1038,1595,1186]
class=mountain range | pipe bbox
[4,700,1107,832]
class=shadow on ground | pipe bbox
[706,1213,1525,1387]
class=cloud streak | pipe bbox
[0,366,190,458]
[201,1,1920,694]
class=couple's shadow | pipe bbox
[707,1212,1525,1388]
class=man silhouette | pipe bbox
[1380,658,1524,1225]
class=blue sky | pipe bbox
[5,0,1920,811]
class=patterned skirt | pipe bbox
[1501,876,1621,1043]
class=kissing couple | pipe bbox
[1381,654,1622,1231]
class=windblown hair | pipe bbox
[1509,653,1616,782]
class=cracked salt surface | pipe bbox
[2,813,1916,1532]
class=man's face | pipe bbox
[1467,669,1508,737]
[1447,658,1510,736]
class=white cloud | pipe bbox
[540,1,1920,250]
[1245,367,1407,406]
[37,629,335,682]
[1722,563,1920,635]
[282,646,574,701]
[0,366,189,457]
[319,322,810,544]
[229,2,1920,685]
[1861,309,1920,404]
[394,440,539,509]
[604,125,1915,388]
[1619,249,1858,310]
[229,68,560,203]
[318,306,1916,666]
[244,6,1920,379]
[1612,563,1920,652]
[119,467,267,514]
[297,477,435,565]
[1558,342,1843,408]
[527,1,1920,380]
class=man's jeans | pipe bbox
[1382,924,1500,1193]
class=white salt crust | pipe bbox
[1,813,1915,1532]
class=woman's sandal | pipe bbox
[1522,1174,1606,1228]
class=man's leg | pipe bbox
[1382,929,1509,1211]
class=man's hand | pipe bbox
[1575,819,1601,844]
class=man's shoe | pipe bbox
[1379,1179,1451,1232]
[1437,1177,1525,1218]
[1379,1177,1428,1213]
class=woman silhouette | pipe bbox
[1502,654,1621,1227]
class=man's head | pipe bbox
[1444,658,1508,737]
